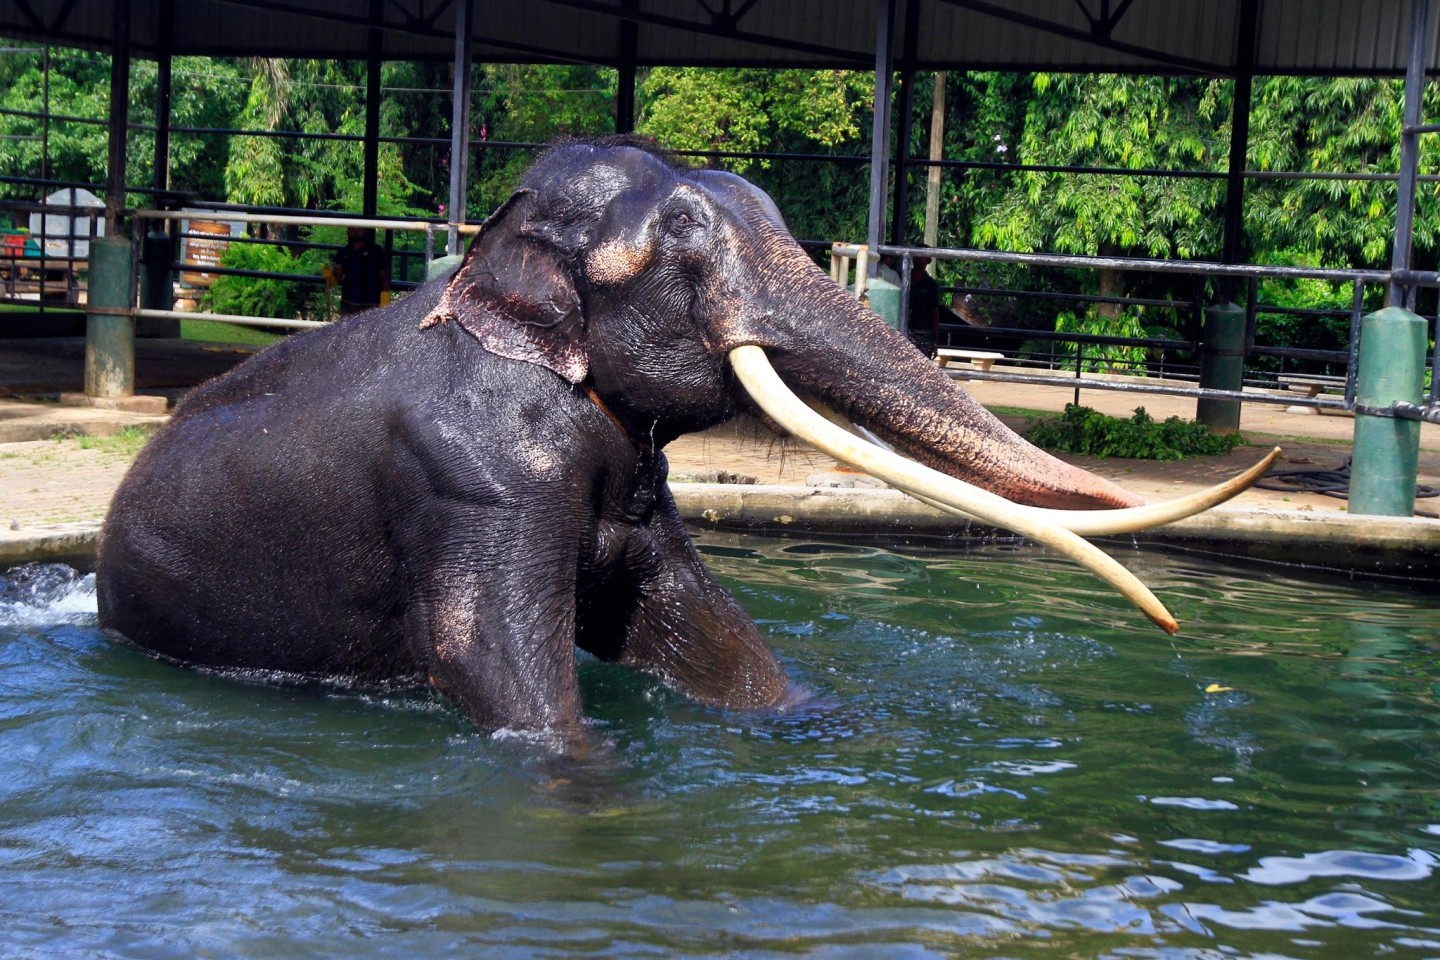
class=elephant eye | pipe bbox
[670,209,698,230]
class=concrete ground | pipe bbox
[2,336,1438,570]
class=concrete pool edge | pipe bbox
[5,483,1438,579]
[671,484,1440,579]
[1,521,108,568]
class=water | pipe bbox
[1,535,1437,959]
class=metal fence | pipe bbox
[831,242,1440,419]
[0,196,104,306]
[5,205,1439,425]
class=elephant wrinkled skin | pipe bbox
[97,138,1265,735]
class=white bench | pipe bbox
[1277,374,1347,415]
[935,349,1005,379]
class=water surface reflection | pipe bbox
[1,541,1436,958]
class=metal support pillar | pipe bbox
[104,0,131,235]
[1350,308,1427,516]
[447,0,475,256]
[1219,0,1257,300]
[864,0,895,277]
[1387,0,1431,309]
[1196,301,1245,433]
[363,0,383,217]
[888,0,921,245]
[616,63,637,133]
[1350,0,1432,515]
[85,236,135,398]
[153,0,174,194]
[616,0,638,133]
[889,68,915,245]
[92,0,135,396]
[139,0,179,339]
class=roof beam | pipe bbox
[935,0,1231,75]
[1070,0,1138,40]
[12,0,45,33]
[538,0,873,65]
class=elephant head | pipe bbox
[423,137,1274,633]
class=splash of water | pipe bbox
[0,563,96,627]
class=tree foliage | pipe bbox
[971,74,1225,260]
[223,58,424,216]
[0,44,245,202]
[1027,405,1244,460]
[637,68,870,169]
[4,41,1435,353]
[1244,76,1440,268]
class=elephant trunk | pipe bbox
[721,255,1280,634]
[763,280,1143,510]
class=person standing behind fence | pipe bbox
[906,255,942,357]
[325,227,392,315]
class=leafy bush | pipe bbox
[1026,404,1244,460]
[1251,251,1359,374]
[1053,308,1150,373]
[202,238,328,320]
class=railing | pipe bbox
[0,197,107,308]
[830,242,1440,418]
[123,208,482,331]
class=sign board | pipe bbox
[179,213,243,287]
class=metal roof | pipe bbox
[2,0,1436,76]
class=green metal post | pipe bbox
[426,253,464,281]
[865,276,901,329]
[1196,301,1245,433]
[138,227,178,337]
[84,234,135,398]
[1349,306,1426,516]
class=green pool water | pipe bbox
[1,534,1436,958]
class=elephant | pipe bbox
[97,137,1273,736]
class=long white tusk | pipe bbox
[728,344,1180,634]
[805,401,1281,536]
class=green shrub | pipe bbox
[1026,404,1244,460]
[1054,308,1149,373]
[202,238,328,320]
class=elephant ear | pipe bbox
[421,190,587,384]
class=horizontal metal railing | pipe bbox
[831,241,1440,417]
[128,208,484,330]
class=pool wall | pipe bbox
[5,484,1439,581]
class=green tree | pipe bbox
[467,63,617,213]
[971,73,1226,264]
[0,45,244,204]
[929,73,1229,362]
[636,67,874,242]
[1244,75,1440,269]
[223,58,424,216]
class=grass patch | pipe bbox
[0,304,83,316]
[44,426,155,461]
[985,404,1052,420]
[180,318,284,347]
[73,426,155,458]
[1026,404,1245,460]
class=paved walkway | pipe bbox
[2,338,1438,562]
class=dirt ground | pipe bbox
[2,339,1438,531]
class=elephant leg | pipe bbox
[579,493,794,710]
[404,519,586,735]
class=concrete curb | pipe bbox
[1,521,104,567]
[6,484,1438,580]
[671,483,1440,578]
[0,402,168,444]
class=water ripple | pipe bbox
[3,548,1438,958]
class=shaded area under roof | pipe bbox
[3,0,1438,76]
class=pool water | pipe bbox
[1,534,1437,959]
